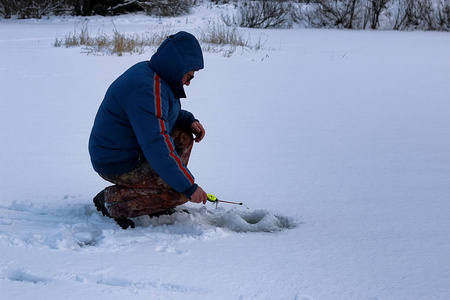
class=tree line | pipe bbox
[0,0,196,19]
[1,0,449,31]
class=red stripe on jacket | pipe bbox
[154,74,194,185]
[154,74,162,118]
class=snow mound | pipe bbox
[133,206,298,233]
[193,207,298,233]
[0,267,50,284]
[0,200,298,252]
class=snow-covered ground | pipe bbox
[1,5,450,299]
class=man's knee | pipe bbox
[171,127,194,162]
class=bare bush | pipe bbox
[290,2,316,26]
[436,0,450,30]
[71,0,193,16]
[291,0,450,31]
[365,0,390,29]
[0,0,11,17]
[310,0,364,29]
[143,0,192,17]
[222,0,291,28]
[386,0,450,30]
[0,0,65,18]
[415,0,450,30]
[399,0,429,29]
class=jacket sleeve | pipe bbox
[174,109,198,130]
[123,78,197,198]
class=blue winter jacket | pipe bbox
[89,31,204,198]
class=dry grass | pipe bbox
[54,21,267,57]
[54,22,174,56]
[197,22,266,57]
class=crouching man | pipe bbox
[88,32,207,229]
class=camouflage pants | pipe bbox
[98,127,194,218]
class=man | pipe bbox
[89,31,207,229]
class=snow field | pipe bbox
[1,5,450,299]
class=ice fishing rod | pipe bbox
[207,194,249,209]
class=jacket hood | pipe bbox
[149,31,204,98]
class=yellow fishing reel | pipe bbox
[207,194,217,202]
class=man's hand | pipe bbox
[191,121,205,143]
[189,186,207,204]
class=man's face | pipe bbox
[182,71,195,86]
